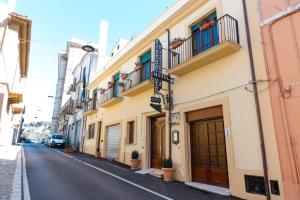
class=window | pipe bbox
[140,51,151,82]
[191,11,218,56]
[88,123,95,139]
[52,135,63,139]
[92,89,97,109]
[127,121,135,145]
[112,73,120,97]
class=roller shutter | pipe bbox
[106,124,120,159]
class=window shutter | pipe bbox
[140,51,151,64]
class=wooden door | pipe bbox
[151,116,166,169]
[190,118,229,187]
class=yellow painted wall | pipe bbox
[83,0,283,199]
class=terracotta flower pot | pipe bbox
[64,146,73,153]
[171,39,183,49]
[162,168,175,181]
[134,64,142,71]
[95,152,101,158]
[209,19,215,26]
[200,23,210,31]
[172,51,178,57]
[121,73,128,80]
[130,159,139,170]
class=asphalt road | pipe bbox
[23,144,166,200]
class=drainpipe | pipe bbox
[167,29,172,159]
[242,1,271,199]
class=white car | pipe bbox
[49,134,65,148]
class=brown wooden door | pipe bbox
[190,118,229,187]
[151,116,166,169]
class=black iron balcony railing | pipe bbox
[69,84,76,92]
[123,62,154,92]
[99,85,122,104]
[84,99,97,112]
[61,98,74,115]
[170,14,239,68]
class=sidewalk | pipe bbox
[61,150,242,200]
[0,145,22,200]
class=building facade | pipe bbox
[0,0,31,145]
[82,0,283,199]
[67,51,98,151]
[258,0,300,199]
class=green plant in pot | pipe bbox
[64,138,73,153]
[95,147,101,158]
[162,157,175,181]
[130,150,140,170]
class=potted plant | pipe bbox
[108,81,114,89]
[200,18,215,31]
[64,145,73,153]
[95,147,101,158]
[121,73,128,80]
[208,19,215,26]
[130,150,140,170]
[162,157,175,181]
[170,38,184,49]
[99,88,106,94]
[134,62,142,71]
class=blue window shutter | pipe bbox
[208,11,216,20]
[191,24,199,32]
[140,51,151,64]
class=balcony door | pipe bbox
[192,11,219,56]
[92,89,97,109]
[112,73,120,97]
[140,51,151,82]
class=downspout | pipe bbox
[167,29,172,159]
[242,1,271,199]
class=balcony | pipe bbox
[60,98,74,116]
[169,14,240,76]
[99,86,123,108]
[67,84,76,95]
[122,63,154,97]
[83,100,97,116]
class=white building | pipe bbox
[0,0,31,145]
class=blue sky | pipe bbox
[11,0,175,122]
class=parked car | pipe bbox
[49,134,65,148]
[22,138,32,143]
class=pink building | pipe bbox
[259,0,300,199]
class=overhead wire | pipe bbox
[174,79,269,106]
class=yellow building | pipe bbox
[83,0,282,199]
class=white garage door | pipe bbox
[106,124,121,160]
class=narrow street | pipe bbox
[24,144,165,200]
[23,144,240,200]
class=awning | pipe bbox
[8,92,23,104]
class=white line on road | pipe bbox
[22,146,31,200]
[52,149,173,200]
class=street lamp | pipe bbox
[82,45,95,53]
